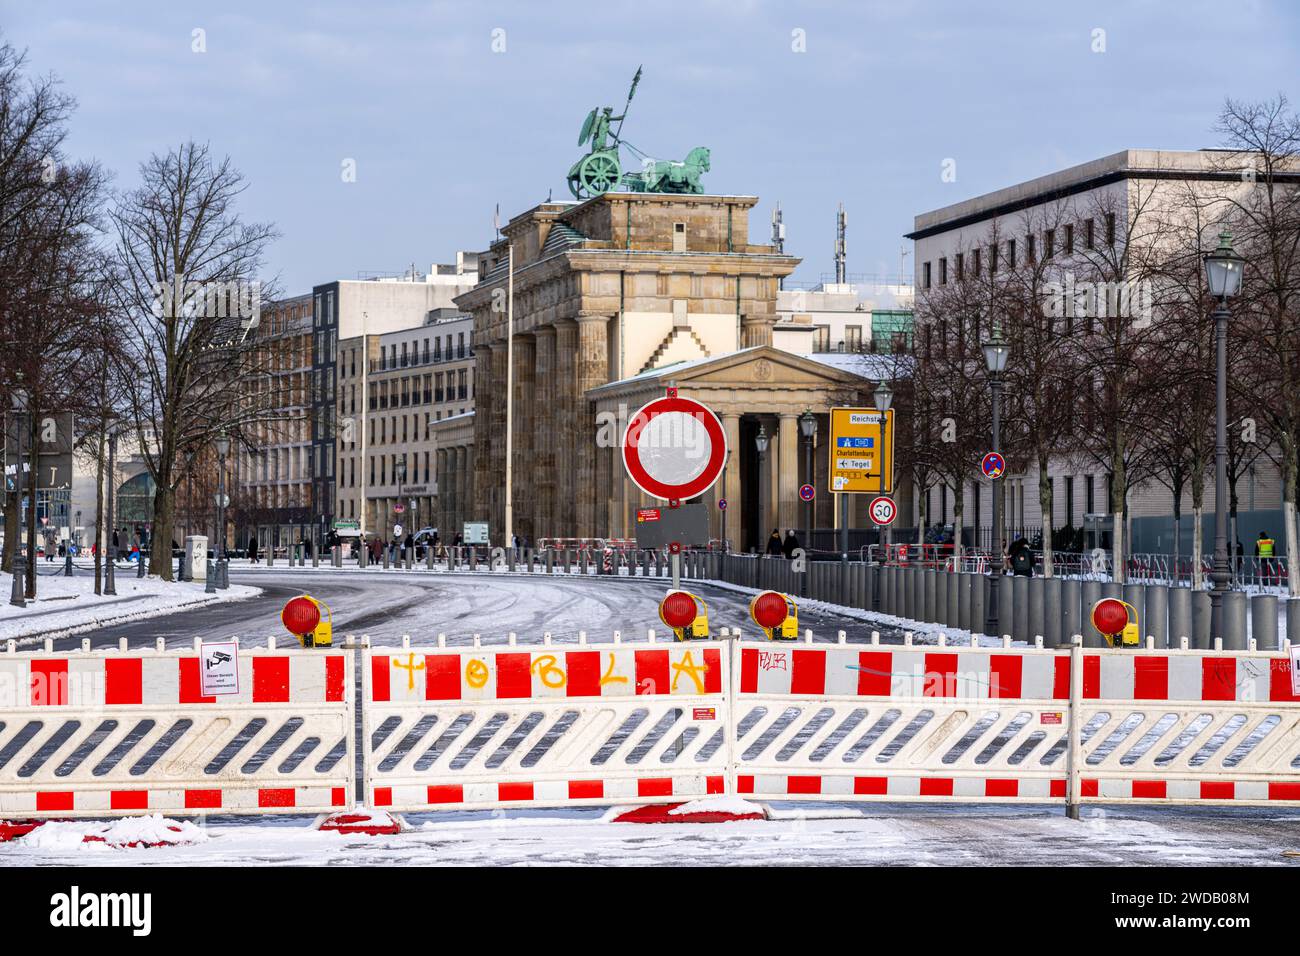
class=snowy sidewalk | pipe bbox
[0,572,260,643]
[3,804,1298,866]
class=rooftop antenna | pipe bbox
[835,202,847,285]
[771,203,786,288]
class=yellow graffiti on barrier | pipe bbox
[600,652,628,687]
[392,653,425,691]
[530,655,567,689]
[465,658,490,689]
[671,650,709,694]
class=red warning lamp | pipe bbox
[659,591,698,630]
[1090,598,1129,637]
[282,596,322,636]
[750,591,789,630]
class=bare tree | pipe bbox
[1210,96,1300,593]
[108,142,279,578]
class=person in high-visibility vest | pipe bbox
[1255,531,1275,558]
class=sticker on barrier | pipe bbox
[0,642,354,818]
[362,639,731,812]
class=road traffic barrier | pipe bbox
[362,635,729,813]
[0,638,353,818]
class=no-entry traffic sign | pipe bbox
[621,395,727,501]
[869,496,897,525]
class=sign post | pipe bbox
[829,407,894,560]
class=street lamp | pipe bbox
[799,410,817,572]
[873,380,894,413]
[1204,231,1244,645]
[8,388,27,607]
[755,424,769,555]
[215,431,230,589]
[982,324,1010,638]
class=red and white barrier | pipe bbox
[0,639,353,818]
[363,634,730,812]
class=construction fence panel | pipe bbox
[731,639,1073,803]
[363,638,732,812]
[0,641,354,818]
[1071,646,1300,806]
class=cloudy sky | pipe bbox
[3,0,1296,293]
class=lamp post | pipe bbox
[215,431,230,589]
[1204,231,1244,644]
[799,410,817,568]
[395,455,407,554]
[755,424,769,555]
[872,381,894,557]
[8,389,27,607]
[982,325,1010,638]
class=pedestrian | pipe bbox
[404,531,414,556]
[782,529,800,560]
[248,536,259,564]
[765,528,783,557]
[1254,530,1274,558]
[1008,536,1034,577]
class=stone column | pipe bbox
[534,326,557,537]
[513,333,536,543]
[489,342,509,541]
[722,413,741,548]
[436,448,448,533]
[554,320,578,536]
[740,313,775,348]
[778,413,798,533]
[472,341,493,522]
[575,314,609,537]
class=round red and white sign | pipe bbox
[869,496,897,525]
[621,395,728,501]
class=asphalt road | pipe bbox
[56,567,903,650]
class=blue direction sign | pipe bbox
[799,484,815,502]
[981,451,1006,479]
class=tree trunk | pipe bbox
[2,490,15,575]
[1038,454,1053,578]
[1172,486,1182,586]
[1190,469,1205,590]
[1285,432,1299,597]
[93,426,105,595]
[1110,448,1126,585]
[952,496,963,572]
[150,481,175,580]
[25,414,37,599]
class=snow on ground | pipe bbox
[3,804,1298,866]
[0,569,260,644]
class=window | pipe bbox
[923,262,932,288]
[1026,234,1036,263]
[989,244,998,275]
[1064,223,1074,255]
[1085,218,1095,249]
[1045,229,1054,259]
[955,252,964,280]
[1007,238,1016,267]
[673,221,686,252]
[1085,475,1095,515]
[1065,475,1075,526]
[939,257,948,285]
[1105,213,1116,245]
[813,325,830,351]
[972,247,981,277]
[845,325,863,350]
